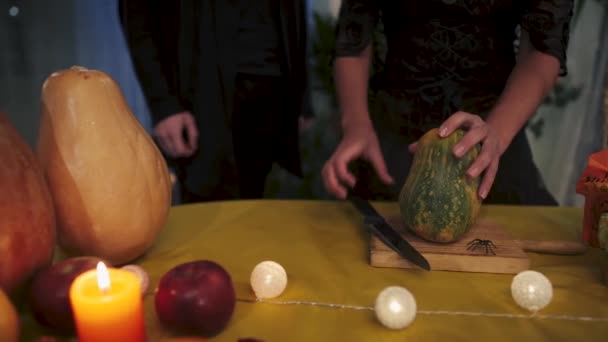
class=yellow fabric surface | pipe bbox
[21,200,608,341]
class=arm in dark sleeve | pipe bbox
[334,0,380,57]
[520,0,575,76]
[117,0,186,125]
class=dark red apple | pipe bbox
[29,256,107,333]
[155,260,236,337]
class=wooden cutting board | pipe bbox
[370,216,531,274]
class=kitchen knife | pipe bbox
[349,196,431,271]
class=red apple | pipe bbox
[155,260,236,337]
[29,256,107,333]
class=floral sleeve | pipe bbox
[520,0,575,76]
[334,0,380,57]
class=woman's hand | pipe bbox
[431,111,505,200]
[322,118,394,199]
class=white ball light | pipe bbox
[511,270,553,312]
[375,286,417,330]
[120,264,149,296]
[250,261,288,299]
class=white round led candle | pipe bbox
[120,264,149,296]
[511,270,553,312]
[375,286,417,330]
[250,261,288,299]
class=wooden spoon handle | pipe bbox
[519,240,589,255]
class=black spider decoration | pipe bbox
[466,239,498,255]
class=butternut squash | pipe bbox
[37,66,172,265]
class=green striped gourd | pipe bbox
[399,128,482,243]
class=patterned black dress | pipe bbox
[335,0,574,205]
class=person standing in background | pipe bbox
[119,0,312,203]
[322,0,573,205]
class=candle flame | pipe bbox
[96,261,111,292]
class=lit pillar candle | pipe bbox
[69,262,146,342]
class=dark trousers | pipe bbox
[181,73,286,203]
[353,87,558,206]
[351,127,558,206]
[349,87,558,206]
[231,73,287,199]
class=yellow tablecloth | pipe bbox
[21,200,608,341]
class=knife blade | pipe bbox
[348,196,431,271]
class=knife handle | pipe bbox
[519,240,589,255]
